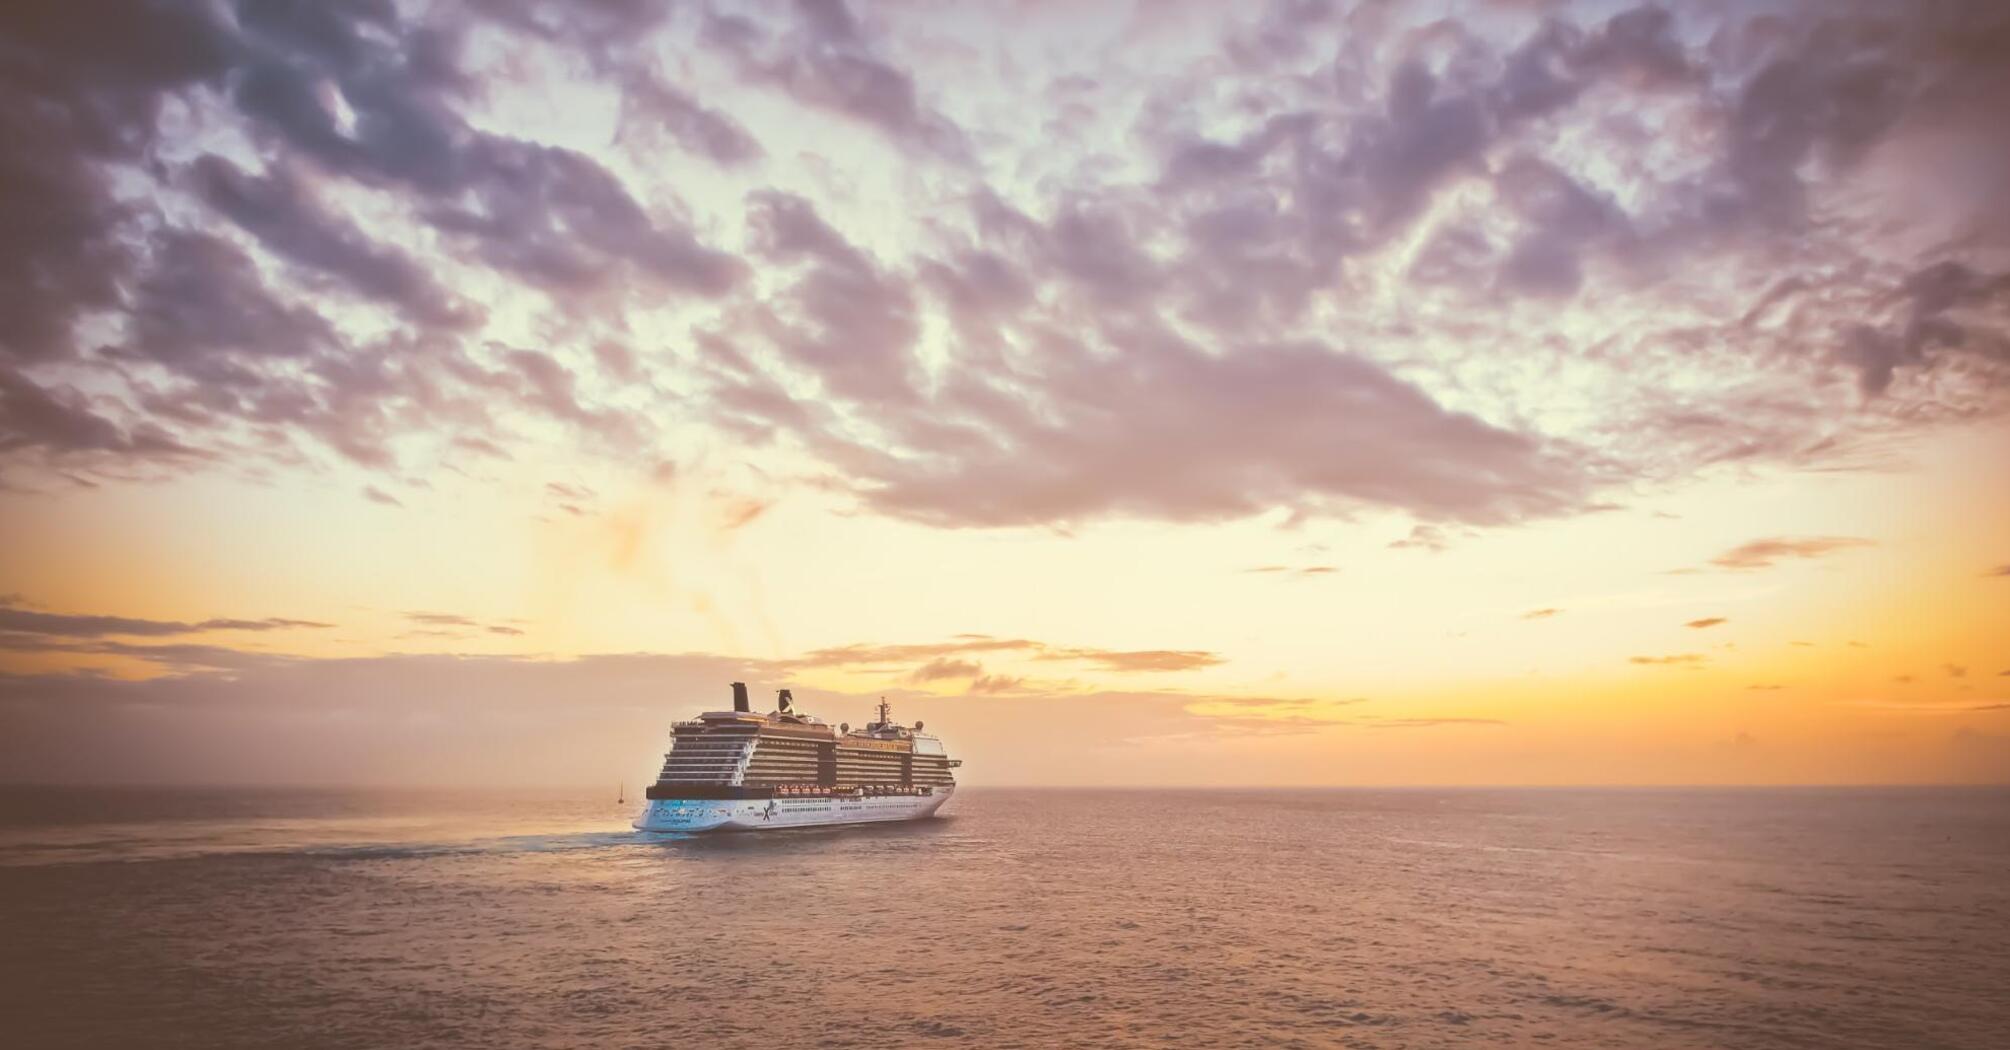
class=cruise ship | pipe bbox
[633,683,959,832]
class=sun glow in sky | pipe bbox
[2,0,2007,787]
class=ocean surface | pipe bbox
[1,787,2006,1049]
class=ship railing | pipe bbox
[762,783,943,798]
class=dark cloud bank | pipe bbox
[0,595,1554,783]
[0,606,1365,784]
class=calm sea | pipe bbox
[1,787,2005,1049]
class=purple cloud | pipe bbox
[617,71,765,168]
[1709,537,1874,571]
[779,336,1594,529]
[704,1,969,159]
[0,602,330,638]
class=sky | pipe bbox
[1,0,2007,788]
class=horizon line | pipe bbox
[3,781,2006,792]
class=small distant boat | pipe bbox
[634,682,959,833]
[618,782,625,805]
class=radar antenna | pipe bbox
[877,698,892,726]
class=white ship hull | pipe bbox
[633,786,955,833]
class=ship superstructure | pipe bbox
[633,683,959,832]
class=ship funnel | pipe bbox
[777,688,794,713]
[731,681,750,713]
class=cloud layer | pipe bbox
[2,0,2008,536]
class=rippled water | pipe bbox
[2,787,2006,1048]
